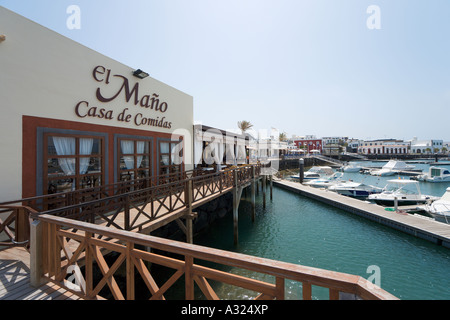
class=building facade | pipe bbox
[0,7,194,202]
[294,138,323,154]
[358,139,409,155]
[410,138,445,154]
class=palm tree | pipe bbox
[237,120,253,134]
[279,132,287,142]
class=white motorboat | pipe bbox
[370,160,415,176]
[424,187,450,223]
[340,164,362,172]
[368,179,439,206]
[413,167,450,183]
[328,181,383,198]
[304,172,344,188]
[291,166,334,181]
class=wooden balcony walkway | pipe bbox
[0,247,81,300]
[0,165,263,300]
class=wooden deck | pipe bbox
[275,179,450,248]
[0,247,81,300]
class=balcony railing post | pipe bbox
[30,219,43,287]
[124,194,130,231]
[185,255,194,300]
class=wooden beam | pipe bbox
[30,220,43,287]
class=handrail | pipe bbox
[33,214,397,300]
[1,164,261,241]
[0,205,38,248]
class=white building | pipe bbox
[410,138,444,154]
[0,7,194,201]
[358,139,409,155]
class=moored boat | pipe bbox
[304,172,344,188]
[370,160,415,176]
[328,181,383,199]
[424,187,450,223]
[412,166,450,183]
[291,166,334,181]
[368,179,439,206]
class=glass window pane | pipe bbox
[139,155,149,169]
[48,178,74,194]
[121,155,134,169]
[53,137,76,155]
[47,158,65,176]
[137,169,149,179]
[91,139,101,155]
[80,175,102,189]
[56,158,76,176]
[47,137,57,156]
[121,140,134,154]
[160,155,169,166]
[84,157,101,174]
[160,142,170,154]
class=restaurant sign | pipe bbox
[74,65,172,129]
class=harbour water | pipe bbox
[194,160,450,300]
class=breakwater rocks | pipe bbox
[151,192,234,241]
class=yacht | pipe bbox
[413,167,450,183]
[340,164,362,172]
[328,181,383,199]
[424,187,450,223]
[304,172,344,188]
[291,166,334,181]
[370,160,415,176]
[368,179,439,206]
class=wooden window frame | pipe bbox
[43,133,105,195]
[117,138,152,183]
[159,139,183,176]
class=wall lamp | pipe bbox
[0,35,6,43]
[133,69,149,79]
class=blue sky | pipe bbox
[2,0,449,141]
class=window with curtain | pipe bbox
[118,138,151,182]
[45,134,104,194]
[159,140,183,177]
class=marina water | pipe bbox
[194,160,450,300]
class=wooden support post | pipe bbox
[179,179,194,244]
[126,242,135,300]
[30,219,43,287]
[270,175,273,201]
[124,194,130,230]
[233,186,244,246]
[251,167,256,223]
[185,255,194,300]
[233,169,244,245]
[185,213,197,244]
[262,175,266,209]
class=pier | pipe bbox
[274,179,450,248]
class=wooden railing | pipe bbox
[30,214,398,300]
[0,205,37,248]
[0,165,261,242]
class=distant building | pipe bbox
[358,139,409,155]
[294,137,323,154]
[322,137,348,146]
[347,139,363,153]
[410,138,444,154]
